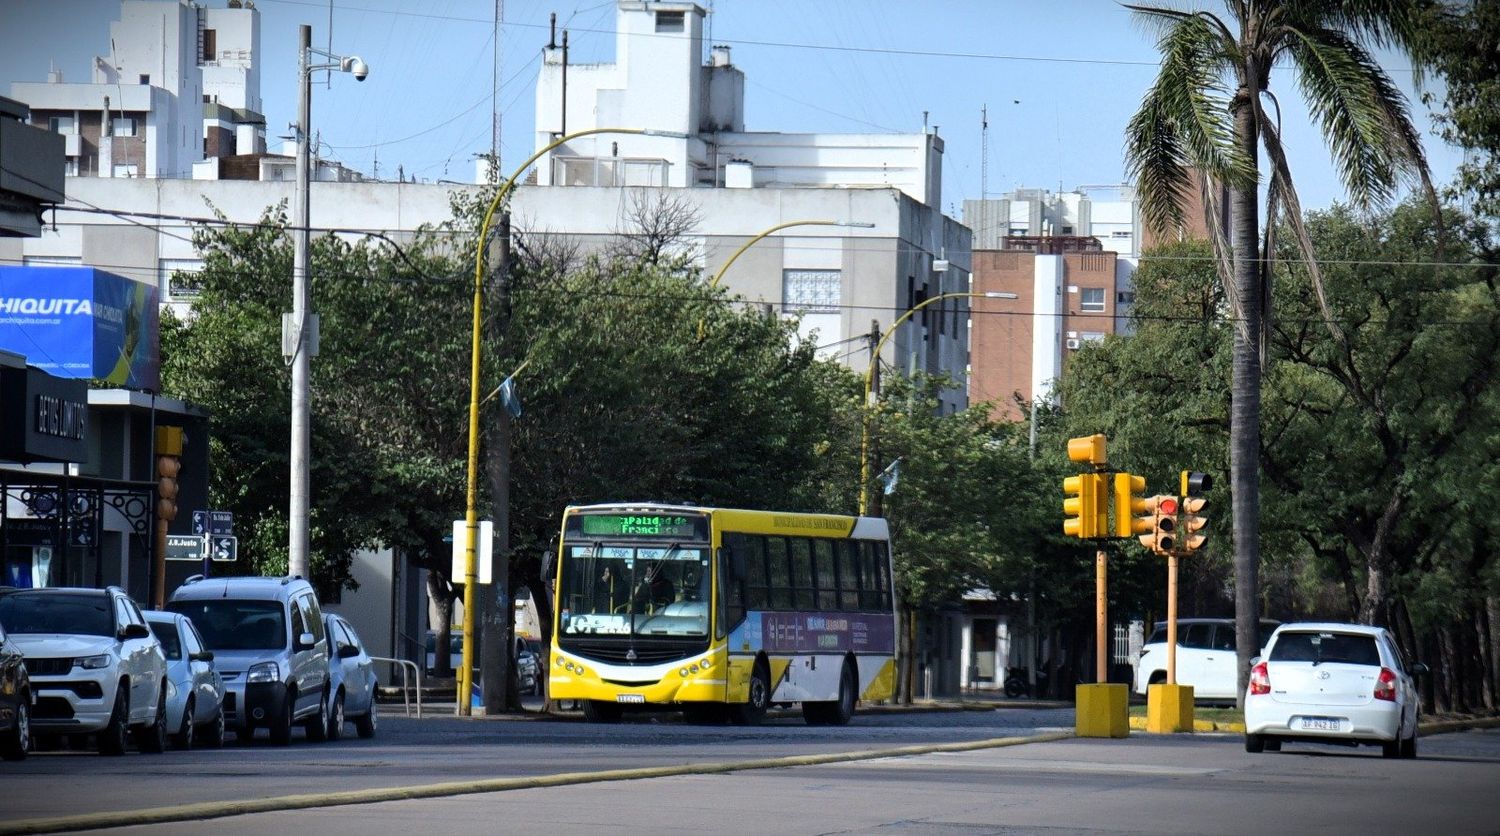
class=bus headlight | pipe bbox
[679,668,689,678]
[700,658,712,669]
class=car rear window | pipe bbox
[1269,631,1380,666]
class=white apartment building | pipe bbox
[521,0,970,410]
[10,0,265,180]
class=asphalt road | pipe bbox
[0,703,1075,823]
[74,725,1500,836]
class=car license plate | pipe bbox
[616,694,645,704]
[1300,716,1341,731]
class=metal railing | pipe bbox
[370,656,422,719]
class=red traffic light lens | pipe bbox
[1160,497,1179,515]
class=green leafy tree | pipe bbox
[1418,0,1500,216]
[1123,0,1437,701]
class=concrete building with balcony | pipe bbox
[9,0,265,180]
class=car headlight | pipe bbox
[75,654,111,670]
[246,661,281,683]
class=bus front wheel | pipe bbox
[582,700,623,723]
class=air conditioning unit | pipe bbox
[1065,338,1081,350]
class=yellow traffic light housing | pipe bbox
[155,426,184,523]
[1067,434,1108,466]
[1138,495,1178,554]
[1179,496,1207,552]
[1113,473,1147,538]
[1063,473,1106,539]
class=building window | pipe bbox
[64,158,79,176]
[1061,225,1074,234]
[47,115,76,135]
[1008,226,1027,236]
[160,258,205,299]
[782,269,841,314]
[139,74,150,85]
[112,163,139,178]
[1081,331,1106,343]
[655,10,685,32]
[112,117,138,137]
[22,255,82,267]
[202,29,216,62]
[1117,291,1136,304]
[1080,287,1106,313]
[1112,230,1132,239]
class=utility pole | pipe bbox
[288,24,314,581]
[481,212,514,713]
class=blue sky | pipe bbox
[1,0,1463,214]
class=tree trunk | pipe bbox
[1229,91,1263,710]
[1488,596,1500,709]
[427,570,456,678]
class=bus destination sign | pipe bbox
[578,514,699,538]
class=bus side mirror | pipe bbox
[541,550,556,583]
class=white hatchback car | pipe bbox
[1244,622,1425,758]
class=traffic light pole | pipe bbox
[1095,549,1108,685]
[1167,551,1178,685]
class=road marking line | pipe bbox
[0,732,1073,835]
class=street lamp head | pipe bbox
[982,291,1019,299]
[837,221,876,228]
[343,56,369,81]
[641,129,691,139]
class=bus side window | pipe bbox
[789,538,815,609]
[872,541,893,609]
[744,535,769,610]
[858,541,880,610]
[812,539,837,611]
[766,537,792,609]
[836,541,860,611]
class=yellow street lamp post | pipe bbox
[708,220,874,289]
[457,126,678,714]
[857,290,1017,515]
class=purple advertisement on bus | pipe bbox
[756,612,896,654]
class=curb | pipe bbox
[0,731,1073,835]
[1127,716,1244,733]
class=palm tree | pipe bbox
[1123,1,1436,704]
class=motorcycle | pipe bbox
[1003,665,1048,698]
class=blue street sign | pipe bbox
[191,510,208,535]
[208,511,233,536]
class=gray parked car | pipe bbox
[167,576,331,745]
[322,613,377,740]
[144,611,226,750]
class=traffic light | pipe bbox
[1063,473,1105,539]
[1181,470,1212,497]
[1138,495,1178,554]
[1067,434,1108,467]
[155,426,183,523]
[1113,473,1147,538]
[1179,496,1207,553]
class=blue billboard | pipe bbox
[0,266,160,391]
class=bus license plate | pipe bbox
[616,694,645,704]
[1300,717,1340,731]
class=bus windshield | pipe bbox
[558,542,711,638]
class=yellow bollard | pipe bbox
[1146,683,1195,733]
[1075,683,1129,738]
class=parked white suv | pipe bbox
[0,586,169,754]
[1134,618,1280,701]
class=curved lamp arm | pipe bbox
[709,220,874,289]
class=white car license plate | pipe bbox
[616,694,645,704]
[1300,716,1341,731]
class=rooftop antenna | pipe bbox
[492,0,503,170]
[326,0,333,89]
[980,104,989,246]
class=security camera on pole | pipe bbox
[286,25,367,580]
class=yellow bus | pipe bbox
[547,503,897,725]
